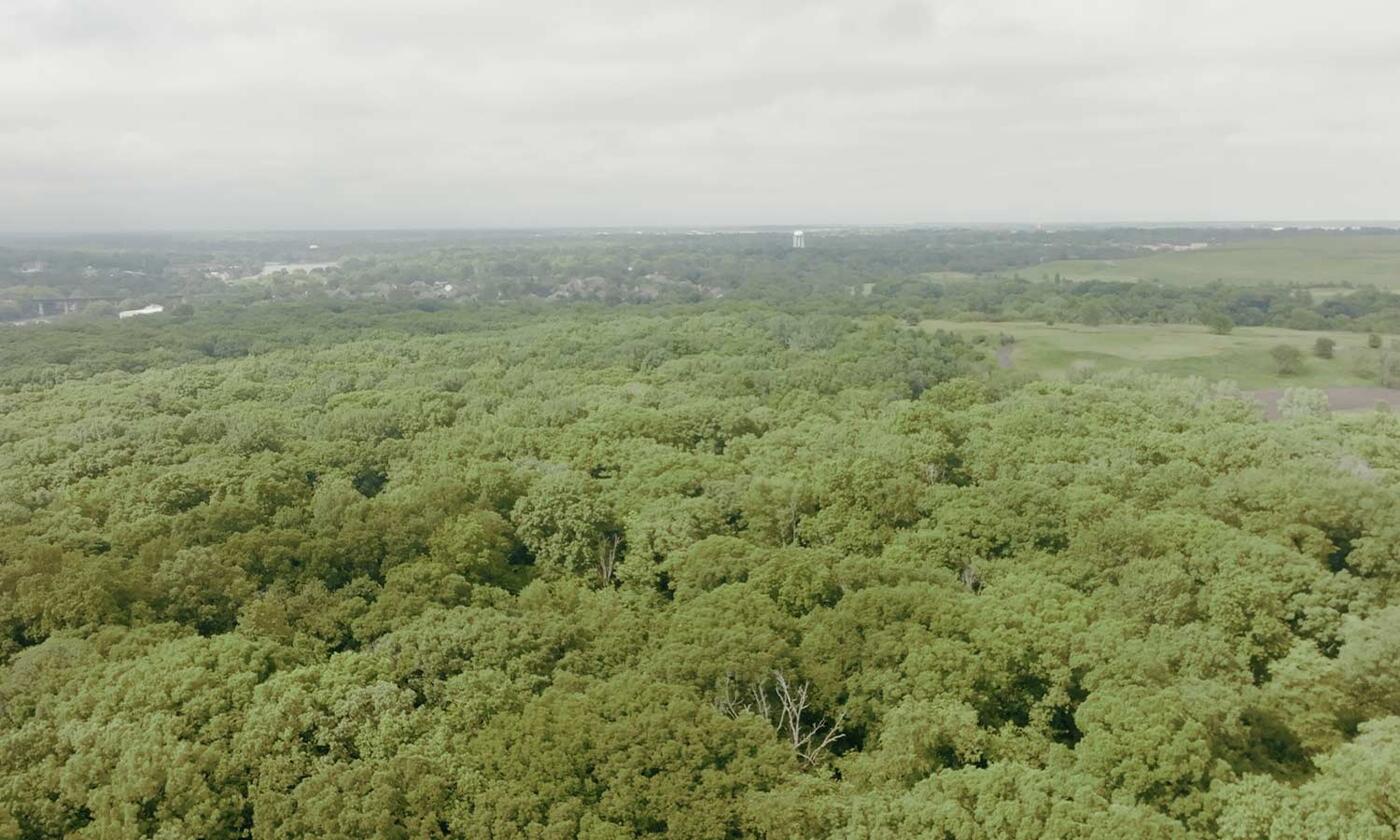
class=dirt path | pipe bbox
[996,344,1014,369]
[1252,387,1400,418]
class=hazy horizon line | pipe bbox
[4,220,1400,240]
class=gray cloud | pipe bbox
[2,0,1398,230]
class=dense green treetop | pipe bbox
[2,301,1398,838]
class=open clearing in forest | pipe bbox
[921,318,1399,391]
[1012,234,1400,289]
[1253,387,1400,418]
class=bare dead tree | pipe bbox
[771,671,847,766]
[960,563,983,594]
[781,494,803,547]
[715,674,772,721]
[596,532,623,584]
[714,670,845,767]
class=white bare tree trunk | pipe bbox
[714,670,845,766]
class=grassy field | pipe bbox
[1015,234,1400,289]
[922,318,1396,390]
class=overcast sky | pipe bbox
[2,0,1397,231]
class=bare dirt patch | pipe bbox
[1252,387,1400,419]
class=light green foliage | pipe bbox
[512,471,624,584]
[1203,309,1236,335]
[1275,387,1330,420]
[1216,718,1400,840]
[1271,344,1305,375]
[428,509,516,582]
[2,302,1400,838]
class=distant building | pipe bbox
[118,304,164,319]
[793,230,805,249]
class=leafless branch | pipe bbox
[713,670,845,766]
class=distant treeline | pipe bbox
[6,229,1400,334]
[895,277,1400,334]
[6,279,1400,391]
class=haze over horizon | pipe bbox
[4,0,1398,233]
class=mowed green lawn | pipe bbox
[1016,234,1400,289]
[922,319,1394,389]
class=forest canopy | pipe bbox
[2,296,1399,838]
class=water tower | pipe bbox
[792,230,805,249]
